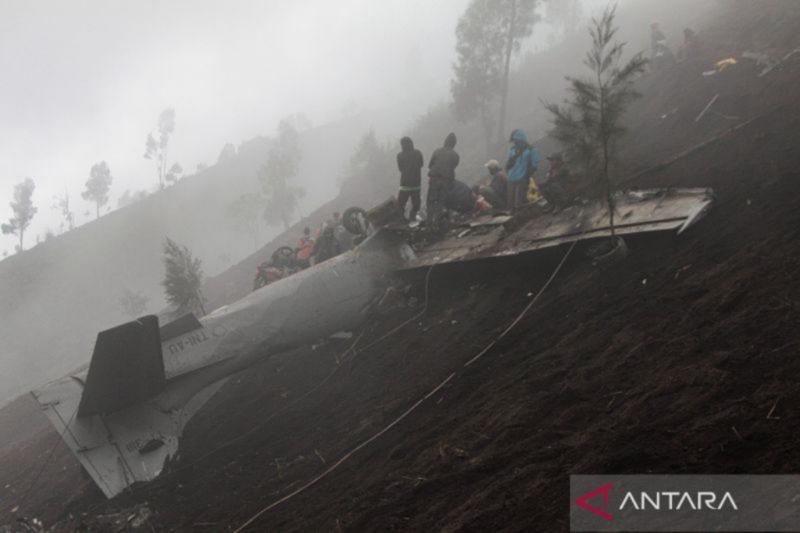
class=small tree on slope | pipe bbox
[2,178,37,252]
[543,5,646,236]
[259,119,305,231]
[144,108,179,189]
[162,238,206,316]
[227,192,265,251]
[83,161,113,219]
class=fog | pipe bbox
[0,0,472,251]
[0,0,718,407]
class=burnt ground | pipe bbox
[3,2,800,531]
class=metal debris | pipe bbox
[695,93,720,122]
[404,189,714,270]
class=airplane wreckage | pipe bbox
[32,187,713,498]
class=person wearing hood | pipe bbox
[426,132,459,226]
[505,129,540,214]
[396,136,424,221]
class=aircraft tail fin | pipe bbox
[77,315,165,417]
[31,314,230,498]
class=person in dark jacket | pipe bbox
[426,132,459,227]
[396,136,424,221]
[539,152,571,211]
[312,223,340,263]
[650,22,667,57]
[445,179,474,214]
[650,22,673,68]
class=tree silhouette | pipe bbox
[452,0,539,149]
[227,192,265,250]
[165,162,183,185]
[544,5,646,235]
[144,108,177,189]
[2,178,37,252]
[339,130,394,198]
[218,142,236,162]
[259,120,304,231]
[51,187,75,232]
[82,161,113,219]
[162,238,205,316]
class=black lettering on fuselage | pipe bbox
[166,329,211,354]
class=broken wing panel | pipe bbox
[404,188,714,269]
[33,375,227,499]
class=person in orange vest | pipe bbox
[294,226,315,268]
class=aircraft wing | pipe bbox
[400,188,713,270]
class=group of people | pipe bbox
[255,129,573,290]
[294,212,353,268]
[392,23,702,224]
[650,22,700,67]
[254,213,352,290]
[254,21,702,291]
[396,128,572,224]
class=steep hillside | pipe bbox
[2,1,800,531]
[0,109,405,407]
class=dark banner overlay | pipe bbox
[571,475,800,532]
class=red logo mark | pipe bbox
[575,483,613,521]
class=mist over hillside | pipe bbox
[0,0,723,406]
[4,0,800,530]
[0,106,424,406]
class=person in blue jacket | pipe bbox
[505,129,540,214]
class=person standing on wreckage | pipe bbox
[426,132,459,230]
[396,136,424,222]
[505,129,540,214]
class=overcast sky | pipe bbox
[0,0,475,252]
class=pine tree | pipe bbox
[162,238,206,315]
[543,5,647,236]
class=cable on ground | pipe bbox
[233,241,577,532]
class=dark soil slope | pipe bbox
[2,2,800,531]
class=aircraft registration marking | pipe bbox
[165,325,228,355]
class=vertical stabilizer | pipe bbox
[78,315,165,417]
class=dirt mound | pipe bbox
[3,2,800,530]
